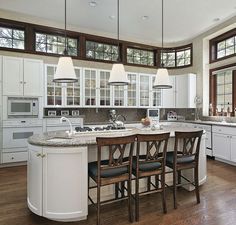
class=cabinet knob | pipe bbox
[11,157,14,160]
[36,153,41,157]
[24,81,26,84]
[41,154,46,158]
[20,81,23,84]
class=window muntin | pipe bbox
[0,27,24,49]
[127,47,154,66]
[86,41,118,61]
[35,33,77,56]
[217,36,236,59]
[215,70,233,111]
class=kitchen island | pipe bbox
[27,125,206,222]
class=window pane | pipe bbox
[0,27,25,50]
[226,46,234,56]
[127,47,154,66]
[36,33,46,43]
[217,41,226,51]
[217,50,225,58]
[36,42,46,52]
[226,37,234,48]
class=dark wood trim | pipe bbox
[0,17,193,69]
[209,28,236,63]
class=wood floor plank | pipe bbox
[0,159,236,225]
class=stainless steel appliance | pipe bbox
[147,108,160,122]
[8,97,39,117]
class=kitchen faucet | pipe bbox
[60,117,73,136]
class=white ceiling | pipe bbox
[0,0,236,45]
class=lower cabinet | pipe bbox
[27,144,88,221]
[212,125,236,164]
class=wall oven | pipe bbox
[7,97,39,117]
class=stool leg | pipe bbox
[115,183,119,199]
[155,175,159,188]
[161,172,167,213]
[147,177,151,191]
[97,185,101,225]
[177,171,181,185]
[135,176,139,221]
[127,179,133,222]
[194,166,200,204]
[173,169,177,209]
[121,181,125,197]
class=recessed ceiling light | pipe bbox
[142,16,149,20]
[89,1,97,7]
[213,18,220,22]
[109,15,115,20]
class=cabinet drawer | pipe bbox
[2,152,28,163]
[212,126,236,135]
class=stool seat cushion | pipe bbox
[166,151,195,167]
[132,156,162,173]
[88,160,128,178]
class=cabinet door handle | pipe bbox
[41,154,46,158]
[36,153,41,157]
[20,81,23,84]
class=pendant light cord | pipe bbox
[64,0,68,55]
[161,0,164,68]
[117,0,120,62]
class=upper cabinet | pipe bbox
[139,74,150,107]
[162,73,196,108]
[45,64,82,107]
[127,73,138,107]
[3,56,43,97]
[151,75,162,107]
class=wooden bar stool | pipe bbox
[133,132,170,221]
[166,130,203,209]
[88,135,136,225]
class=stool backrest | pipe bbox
[136,133,170,164]
[174,130,203,161]
[96,135,136,175]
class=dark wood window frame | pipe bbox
[210,28,236,63]
[209,63,236,116]
[0,18,193,69]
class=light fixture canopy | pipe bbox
[53,0,77,83]
[108,0,129,86]
[153,0,172,89]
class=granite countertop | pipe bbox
[28,126,203,147]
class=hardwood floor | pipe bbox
[1,159,236,225]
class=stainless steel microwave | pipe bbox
[8,97,39,117]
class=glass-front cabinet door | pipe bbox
[151,75,162,107]
[112,86,126,107]
[46,65,62,106]
[83,68,97,106]
[66,67,82,106]
[139,74,150,107]
[127,73,138,107]
[99,70,111,107]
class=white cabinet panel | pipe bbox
[230,136,236,163]
[42,147,88,220]
[24,59,43,96]
[213,133,231,161]
[162,76,175,108]
[27,145,43,216]
[3,56,23,96]
[2,151,28,163]
[139,74,150,107]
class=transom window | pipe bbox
[35,32,78,56]
[127,47,154,66]
[0,27,24,49]
[217,36,236,59]
[161,46,191,68]
[86,41,118,61]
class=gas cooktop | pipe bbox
[75,125,126,133]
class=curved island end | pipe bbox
[27,127,206,222]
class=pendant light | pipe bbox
[53,0,78,83]
[153,0,172,89]
[108,0,129,86]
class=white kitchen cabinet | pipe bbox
[27,145,43,216]
[2,56,43,96]
[3,56,23,96]
[162,74,196,108]
[175,73,196,108]
[212,125,236,164]
[162,75,175,108]
[127,73,138,107]
[139,74,151,107]
[27,144,88,221]
[213,133,231,161]
[151,75,162,107]
[45,64,82,106]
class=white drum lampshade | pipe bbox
[53,56,78,83]
[153,68,172,89]
[108,63,129,86]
